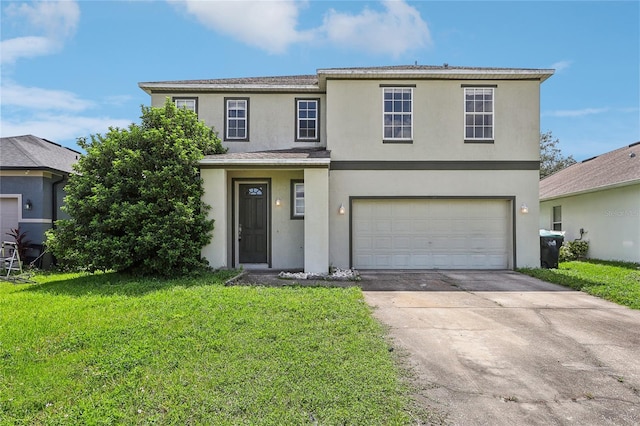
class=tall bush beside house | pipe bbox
[559,240,589,262]
[46,99,227,276]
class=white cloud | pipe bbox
[1,81,95,112]
[544,107,610,118]
[0,81,131,145]
[320,0,431,56]
[0,0,80,64]
[550,60,572,72]
[171,0,303,54]
[1,114,132,146]
[170,0,430,56]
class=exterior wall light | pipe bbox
[338,203,346,215]
[520,203,529,214]
[275,198,281,206]
[24,199,33,211]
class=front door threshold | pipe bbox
[240,263,270,270]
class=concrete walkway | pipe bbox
[362,271,640,425]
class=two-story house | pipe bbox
[139,65,553,273]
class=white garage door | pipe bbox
[352,199,511,269]
[1,198,20,243]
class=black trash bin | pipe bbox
[540,230,564,269]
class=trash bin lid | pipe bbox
[539,229,565,237]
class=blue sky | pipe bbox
[1,0,638,160]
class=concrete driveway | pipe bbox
[361,271,640,425]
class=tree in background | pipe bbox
[47,99,227,276]
[540,130,576,179]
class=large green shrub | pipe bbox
[47,99,226,275]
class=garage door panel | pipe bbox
[1,198,20,242]
[353,199,510,270]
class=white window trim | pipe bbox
[225,98,249,141]
[382,87,413,141]
[292,181,304,219]
[174,97,197,114]
[296,99,319,142]
[552,205,562,231]
[464,87,495,141]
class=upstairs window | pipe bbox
[383,87,413,142]
[174,97,197,114]
[225,98,249,141]
[552,206,562,231]
[464,87,494,141]
[291,180,304,219]
[296,99,320,142]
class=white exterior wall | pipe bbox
[304,168,329,273]
[201,169,228,268]
[325,79,540,161]
[151,93,326,153]
[201,169,305,270]
[540,184,640,263]
[329,169,541,269]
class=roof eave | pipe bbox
[139,82,322,94]
[317,68,555,86]
[0,166,72,175]
[540,178,640,201]
[199,158,331,167]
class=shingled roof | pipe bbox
[540,142,640,200]
[139,64,554,94]
[0,135,80,174]
[200,148,330,167]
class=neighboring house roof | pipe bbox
[0,135,80,174]
[540,142,640,200]
[139,64,554,93]
[200,148,330,167]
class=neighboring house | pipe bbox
[0,135,79,265]
[139,65,553,273]
[540,142,640,263]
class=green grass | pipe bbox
[519,259,640,309]
[0,271,421,425]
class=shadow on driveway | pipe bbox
[237,269,575,292]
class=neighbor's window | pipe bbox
[552,206,562,231]
[291,180,304,219]
[225,98,249,141]
[464,87,494,141]
[174,97,197,114]
[383,87,413,141]
[296,99,319,141]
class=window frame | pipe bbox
[224,97,250,141]
[552,205,562,231]
[173,97,198,115]
[295,98,320,142]
[382,86,414,143]
[290,180,304,219]
[463,86,495,143]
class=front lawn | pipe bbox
[0,271,421,425]
[519,259,640,309]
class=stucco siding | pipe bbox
[0,173,68,245]
[329,169,540,269]
[540,184,640,263]
[151,93,327,153]
[325,79,540,162]
[201,169,305,270]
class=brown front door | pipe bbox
[238,183,268,263]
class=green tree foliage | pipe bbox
[540,130,576,179]
[47,99,227,275]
